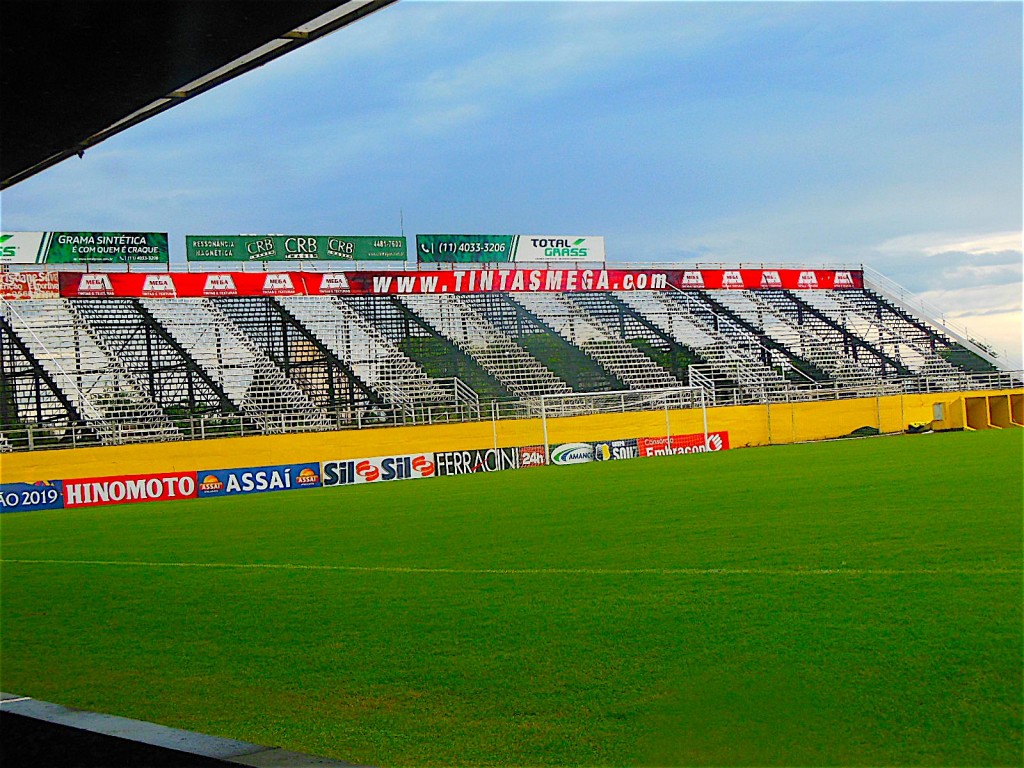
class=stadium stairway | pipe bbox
[338,295,516,402]
[140,298,331,434]
[1,310,93,449]
[561,292,695,381]
[72,298,246,429]
[797,290,977,391]
[398,293,574,399]
[273,295,477,415]
[1,298,182,445]
[616,290,797,404]
[458,293,628,393]
[509,292,684,391]
[213,296,386,419]
[711,290,910,387]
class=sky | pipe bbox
[1,0,1021,366]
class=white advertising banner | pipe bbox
[513,235,606,263]
[0,232,47,263]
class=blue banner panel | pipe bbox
[0,481,65,513]
[592,438,639,461]
[196,463,322,498]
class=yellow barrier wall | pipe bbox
[931,396,967,431]
[1012,394,1024,427]
[1,388,1020,484]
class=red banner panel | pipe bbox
[518,445,549,468]
[0,272,60,299]
[636,431,731,457]
[62,471,198,508]
[58,268,863,298]
[58,271,304,298]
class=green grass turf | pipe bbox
[2,429,1021,766]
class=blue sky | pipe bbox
[1,1,1021,364]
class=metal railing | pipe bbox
[4,371,1020,454]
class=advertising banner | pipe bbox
[335,268,861,293]
[63,471,197,509]
[1,232,168,264]
[58,268,863,298]
[636,431,730,457]
[322,453,436,487]
[59,271,305,298]
[417,235,606,263]
[0,271,60,300]
[434,447,520,477]
[519,445,548,468]
[197,463,322,498]
[0,481,65,513]
[186,235,406,262]
[592,438,639,461]
[549,442,596,466]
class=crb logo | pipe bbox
[550,443,594,466]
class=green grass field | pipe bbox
[2,429,1021,767]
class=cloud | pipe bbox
[877,231,1023,258]
[916,284,1023,369]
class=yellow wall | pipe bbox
[989,395,1013,429]
[1,388,1021,484]
[966,396,995,430]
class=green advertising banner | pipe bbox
[0,232,168,264]
[416,234,515,263]
[186,235,407,262]
[416,234,606,263]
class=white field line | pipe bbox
[0,559,1019,577]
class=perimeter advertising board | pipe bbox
[58,268,863,298]
[62,471,197,509]
[434,447,520,476]
[417,235,606,263]
[186,235,406,262]
[0,481,65,513]
[1,232,168,264]
[197,463,322,498]
[636,431,730,456]
[322,453,436,486]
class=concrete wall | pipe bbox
[2,388,1021,483]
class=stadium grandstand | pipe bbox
[1,259,1020,453]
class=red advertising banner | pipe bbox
[637,431,731,457]
[57,271,304,298]
[58,268,863,298]
[63,471,198,508]
[0,271,60,299]
[316,268,862,294]
[518,445,548,468]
